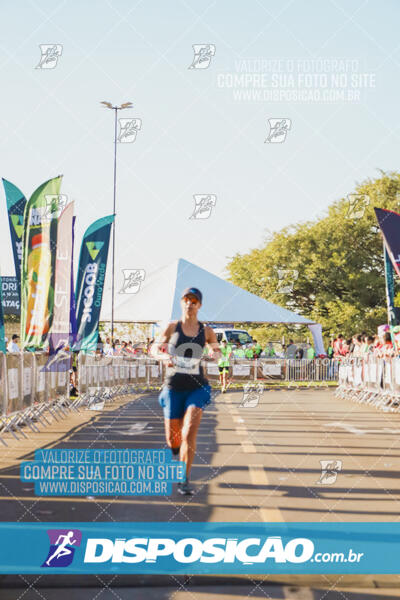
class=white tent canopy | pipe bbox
[101,258,324,352]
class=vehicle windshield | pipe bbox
[226,331,252,344]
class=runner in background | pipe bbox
[218,339,232,393]
[150,287,220,495]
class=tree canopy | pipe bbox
[226,171,400,343]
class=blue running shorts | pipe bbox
[158,385,211,419]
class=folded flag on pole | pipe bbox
[3,179,27,301]
[374,207,400,328]
[20,176,62,349]
[49,202,74,353]
[74,214,114,353]
[0,275,6,354]
[375,207,400,277]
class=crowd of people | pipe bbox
[328,329,398,359]
[100,337,154,356]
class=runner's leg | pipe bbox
[180,405,203,477]
[164,418,183,453]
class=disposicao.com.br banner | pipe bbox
[0,522,398,574]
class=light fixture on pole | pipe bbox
[100,100,133,342]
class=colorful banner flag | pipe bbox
[70,216,78,346]
[2,179,27,298]
[20,176,62,349]
[375,207,400,277]
[0,276,6,354]
[383,242,400,327]
[74,215,114,353]
[49,202,74,352]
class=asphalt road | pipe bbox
[1,386,400,596]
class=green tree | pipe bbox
[227,171,400,340]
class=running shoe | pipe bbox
[177,479,194,495]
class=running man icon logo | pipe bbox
[317,460,342,485]
[265,118,291,143]
[118,118,142,143]
[346,194,370,219]
[188,44,216,69]
[120,269,146,294]
[36,44,63,69]
[240,383,264,408]
[189,195,217,220]
[42,529,82,567]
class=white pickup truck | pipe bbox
[212,328,253,345]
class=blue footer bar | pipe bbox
[0,522,398,574]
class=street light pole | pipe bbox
[111,107,117,343]
[100,101,133,342]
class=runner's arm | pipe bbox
[149,322,176,362]
[204,326,221,360]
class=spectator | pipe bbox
[327,340,334,359]
[7,334,20,353]
[264,342,276,357]
[333,334,344,356]
[306,345,316,360]
[286,340,297,359]
[381,332,394,358]
[103,337,112,355]
[295,346,304,359]
[234,341,245,358]
[253,339,262,358]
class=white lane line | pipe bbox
[249,464,284,522]
[241,440,257,453]
[326,422,400,435]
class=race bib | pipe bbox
[170,356,201,375]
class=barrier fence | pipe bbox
[0,353,341,445]
[335,356,400,412]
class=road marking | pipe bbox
[235,426,247,435]
[241,440,257,453]
[233,416,244,423]
[249,465,284,522]
[326,422,400,435]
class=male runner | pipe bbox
[151,288,220,495]
[218,339,232,393]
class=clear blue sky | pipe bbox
[0,0,398,296]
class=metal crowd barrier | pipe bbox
[201,358,340,384]
[0,352,163,445]
[335,356,400,412]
